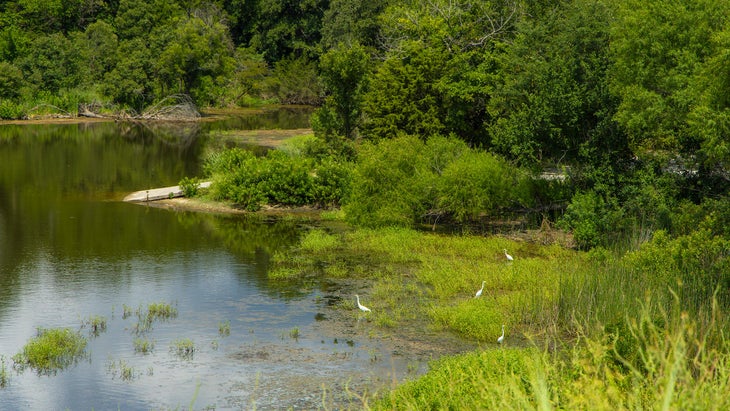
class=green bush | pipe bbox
[559,190,610,249]
[310,158,352,207]
[257,150,313,206]
[345,135,433,227]
[345,134,531,228]
[437,150,530,223]
[0,99,25,119]
[179,176,200,197]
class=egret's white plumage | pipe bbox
[503,249,514,261]
[497,324,505,344]
[356,294,371,312]
[475,280,486,298]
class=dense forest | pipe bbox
[3,0,730,407]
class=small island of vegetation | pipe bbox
[2,0,730,409]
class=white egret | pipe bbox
[475,280,486,298]
[355,294,371,312]
[497,324,505,344]
[503,249,514,261]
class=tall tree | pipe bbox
[156,15,234,102]
[488,0,622,168]
[313,42,371,141]
[249,0,329,63]
[609,0,726,162]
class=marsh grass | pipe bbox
[371,299,730,410]
[107,359,136,381]
[133,337,155,354]
[271,225,729,409]
[130,301,178,334]
[218,320,231,337]
[83,315,107,337]
[13,328,88,374]
[0,355,8,388]
[171,338,195,359]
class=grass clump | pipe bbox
[83,315,107,337]
[218,320,231,337]
[133,338,155,354]
[13,328,88,374]
[130,301,178,334]
[0,355,8,388]
[107,359,136,381]
[171,338,196,359]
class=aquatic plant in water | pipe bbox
[171,338,195,359]
[83,315,107,337]
[0,355,8,388]
[218,320,231,337]
[133,337,155,354]
[12,328,88,375]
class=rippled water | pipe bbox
[0,112,429,410]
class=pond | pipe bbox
[0,109,468,410]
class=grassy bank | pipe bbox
[269,225,730,409]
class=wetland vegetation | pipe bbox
[3,0,730,409]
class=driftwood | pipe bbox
[137,94,201,121]
[76,95,201,121]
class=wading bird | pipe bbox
[503,249,514,261]
[475,280,486,298]
[355,294,371,312]
[497,324,505,344]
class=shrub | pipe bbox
[344,135,433,227]
[179,176,200,197]
[559,190,610,249]
[0,99,25,119]
[310,158,352,207]
[436,150,530,223]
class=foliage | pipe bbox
[436,149,531,223]
[0,61,23,99]
[345,135,432,227]
[312,42,371,141]
[345,135,531,228]
[13,328,88,374]
[205,143,351,211]
[179,176,201,198]
[488,0,620,168]
[264,55,322,105]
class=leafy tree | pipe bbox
[102,38,154,111]
[265,55,322,105]
[0,26,31,61]
[361,41,447,141]
[114,0,182,40]
[361,0,516,143]
[249,0,328,63]
[320,0,389,50]
[224,46,270,105]
[609,0,726,161]
[312,42,371,141]
[488,0,621,168]
[0,61,24,98]
[84,20,118,82]
[156,15,234,103]
[19,32,88,93]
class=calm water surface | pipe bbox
[0,111,424,410]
